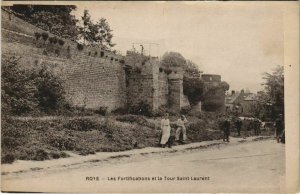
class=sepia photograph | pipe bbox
[1,1,299,193]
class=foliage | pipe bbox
[262,65,284,120]
[161,52,186,69]
[77,43,84,51]
[128,101,152,116]
[34,65,67,113]
[41,32,49,42]
[58,39,65,46]
[78,10,115,50]
[94,106,108,116]
[1,57,38,115]
[184,60,201,77]
[10,5,79,40]
[111,107,128,115]
[181,106,191,114]
[1,153,15,164]
[92,18,116,49]
[164,69,172,75]
[1,57,69,115]
[152,105,179,117]
[52,36,58,44]
[133,66,142,74]
[78,10,92,45]
[220,81,230,91]
[202,85,226,112]
[186,120,222,142]
[34,32,41,40]
[161,52,201,77]
[116,114,155,128]
[63,118,98,131]
[183,76,204,105]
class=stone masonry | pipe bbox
[2,9,187,113]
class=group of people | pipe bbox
[158,113,285,147]
[218,115,263,142]
[159,113,188,148]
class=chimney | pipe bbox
[241,89,244,94]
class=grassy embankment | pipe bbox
[1,113,224,164]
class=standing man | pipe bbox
[254,119,261,135]
[235,118,242,136]
[222,117,231,142]
[275,114,284,143]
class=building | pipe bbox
[225,89,258,115]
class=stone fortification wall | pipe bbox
[1,10,127,111]
[125,52,159,110]
[2,9,190,113]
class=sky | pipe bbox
[72,2,284,93]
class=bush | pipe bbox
[133,66,142,74]
[128,101,152,116]
[94,106,108,116]
[55,49,60,56]
[181,106,191,114]
[77,43,84,51]
[151,106,166,117]
[1,57,69,115]
[1,57,38,115]
[32,149,50,161]
[100,51,105,57]
[34,65,68,114]
[41,32,49,41]
[151,105,180,117]
[48,37,54,44]
[187,120,207,131]
[58,39,65,46]
[1,153,15,164]
[34,32,41,40]
[63,118,98,131]
[116,114,155,128]
[52,37,58,44]
[164,68,172,75]
[48,136,76,150]
[183,76,204,105]
[111,107,128,115]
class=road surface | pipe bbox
[2,139,285,193]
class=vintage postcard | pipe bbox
[1,1,299,193]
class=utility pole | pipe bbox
[132,42,160,56]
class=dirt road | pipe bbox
[2,139,285,193]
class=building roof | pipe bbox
[225,92,241,104]
[226,91,257,104]
[243,93,257,101]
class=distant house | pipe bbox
[240,93,258,115]
[225,90,241,112]
[225,89,257,115]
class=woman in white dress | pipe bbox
[160,113,171,147]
